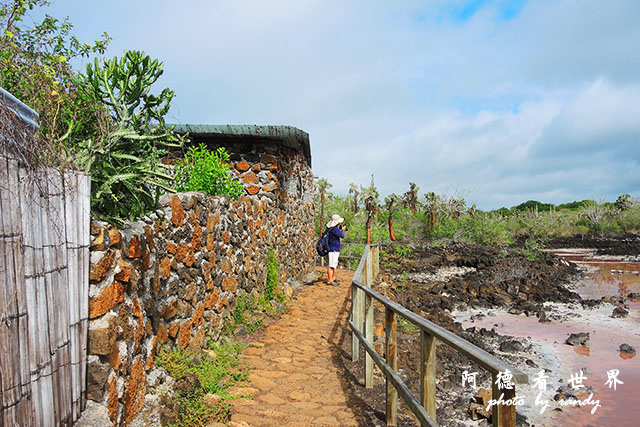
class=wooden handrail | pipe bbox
[350,244,528,427]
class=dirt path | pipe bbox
[230,267,376,427]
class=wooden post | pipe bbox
[372,245,380,278]
[492,373,516,427]
[366,247,374,286]
[365,293,373,388]
[351,284,359,362]
[385,308,398,426]
[420,331,437,422]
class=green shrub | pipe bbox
[265,249,283,302]
[175,144,244,199]
[156,340,249,427]
[229,294,264,334]
[520,238,544,261]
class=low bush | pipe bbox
[155,340,249,427]
[174,144,244,199]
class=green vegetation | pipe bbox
[175,144,244,199]
[314,177,640,249]
[1,2,245,225]
[77,50,185,224]
[520,238,545,261]
[228,294,264,335]
[265,249,282,302]
[394,245,413,257]
[1,1,183,224]
[0,0,110,156]
[398,317,419,333]
[155,340,249,426]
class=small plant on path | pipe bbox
[155,339,249,426]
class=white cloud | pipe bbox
[40,0,640,208]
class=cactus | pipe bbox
[76,50,184,224]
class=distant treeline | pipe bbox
[314,178,639,248]
[494,199,591,216]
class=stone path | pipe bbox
[230,267,367,426]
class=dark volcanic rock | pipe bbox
[565,332,589,346]
[619,343,636,354]
[500,340,525,353]
[611,306,629,318]
[547,234,640,256]
[537,309,550,323]
[581,299,602,309]
[609,295,627,304]
[554,385,578,401]
[526,359,538,368]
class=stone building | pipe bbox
[87,124,316,425]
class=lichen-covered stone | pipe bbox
[108,342,123,372]
[107,374,119,425]
[123,356,146,426]
[104,229,121,250]
[169,195,185,227]
[114,258,132,282]
[157,321,168,344]
[177,320,193,348]
[236,161,251,171]
[175,243,189,263]
[89,249,116,283]
[127,236,142,258]
[89,281,125,319]
[90,227,110,251]
[241,172,259,184]
[192,303,205,326]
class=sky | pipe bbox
[36,0,640,210]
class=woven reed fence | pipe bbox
[0,152,90,426]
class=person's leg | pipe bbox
[327,252,339,284]
[327,267,335,283]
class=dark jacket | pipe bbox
[327,226,345,252]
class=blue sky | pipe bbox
[37,0,640,209]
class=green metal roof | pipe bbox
[172,124,311,166]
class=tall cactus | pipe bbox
[362,175,379,244]
[349,182,359,213]
[384,193,398,241]
[83,50,174,131]
[403,182,420,215]
[76,50,184,224]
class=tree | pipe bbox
[348,182,359,213]
[581,199,607,236]
[0,0,110,165]
[362,175,379,244]
[1,2,189,224]
[315,177,332,233]
[424,192,438,231]
[615,194,632,213]
[403,182,420,215]
[384,193,399,241]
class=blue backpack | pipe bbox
[316,230,330,256]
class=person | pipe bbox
[326,214,346,286]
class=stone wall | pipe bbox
[86,141,315,425]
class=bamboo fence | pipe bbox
[0,153,90,426]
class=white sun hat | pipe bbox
[326,214,345,228]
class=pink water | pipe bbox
[461,249,640,426]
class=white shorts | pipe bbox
[328,252,340,269]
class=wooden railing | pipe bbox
[317,242,364,270]
[350,244,528,427]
